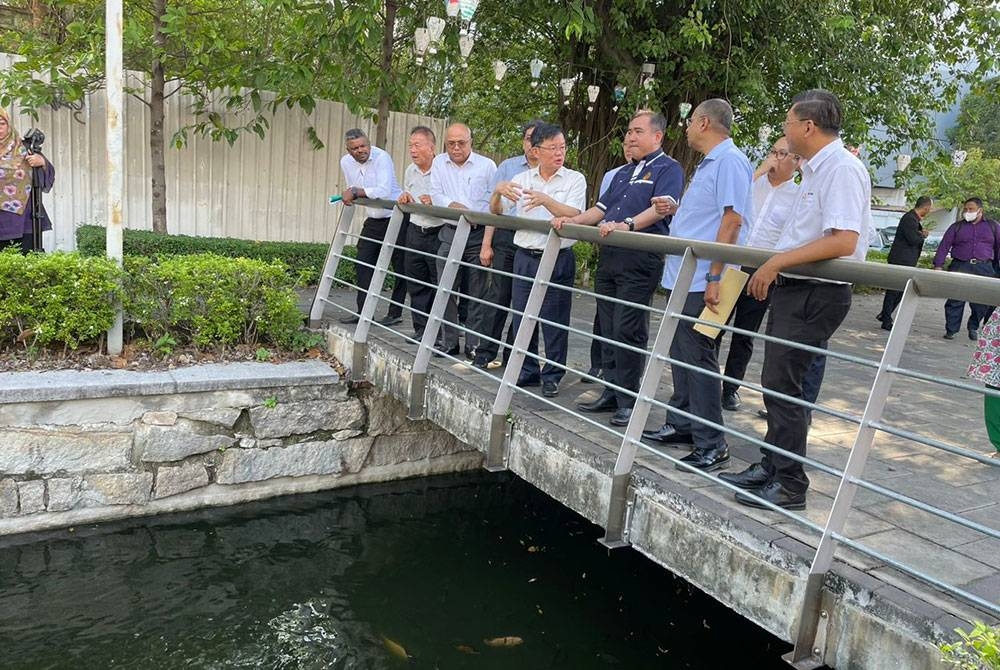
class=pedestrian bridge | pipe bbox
[313,198,1000,669]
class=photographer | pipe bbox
[0,109,54,254]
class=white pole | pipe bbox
[105,0,124,355]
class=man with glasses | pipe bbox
[429,123,497,357]
[552,111,684,427]
[476,120,545,370]
[339,128,403,325]
[721,89,872,510]
[719,136,801,412]
[641,99,753,473]
[490,123,586,397]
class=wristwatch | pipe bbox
[705,272,722,283]
[349,186,359,199]
[624,217,635,232]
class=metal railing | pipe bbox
[311,197,1000,669]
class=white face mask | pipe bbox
[964,210,981,222]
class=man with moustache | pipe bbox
[552,111,684,427]
[429,123,497,356]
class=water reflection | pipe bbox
[0,473,791,669]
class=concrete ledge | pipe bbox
[0,361,340,403]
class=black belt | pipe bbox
[518,248,545,257]
[957,258,993,265]
[774,275,825,287]
[413,225,443,235]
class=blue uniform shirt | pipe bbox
[596,149,684,236]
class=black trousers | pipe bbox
[665,290,725,450]
[878,288,903,326]
[589,310,603,370]
[595,247,664,409]
[721,267,770,396]
[385,216,410,318]
[477,235,517,362]
[404,223,443,336]
[354,216,408,315]
[944,260,998,334]
[436,240,491,351]
[510,247,576,383]
[760,281,851,494]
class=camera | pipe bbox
[22,128,44,155]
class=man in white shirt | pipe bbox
[719,136,801,412]
[430,123,498,356]
[398,125,444,340]
[339,129,403,325]
[721,89,873,510]
[489,123,586,397]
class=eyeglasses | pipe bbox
[446,140,470,148]
[769,149,799,160]
[535,144,567,153]
[685,115,706,128]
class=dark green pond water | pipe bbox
[0,472,792,669]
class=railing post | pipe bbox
[485,232,562,471]
[352,207,405,376]
[783,279,920,669]
[406,216,472,419]
[600,248,698,548]
[309,204,357,328]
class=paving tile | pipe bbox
[864,500,985,548]
[955,537,1000,570]
[862,530,995,587]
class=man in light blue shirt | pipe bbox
[642,99,753,474]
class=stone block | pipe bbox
[364,431,466,468]
[135,421,235,462]
[17,480,45,515]
[0,479,17,516]
[215,437,373,484]
[142,411,178,426]
[247,398,365,439]
[0,429,132,475]
[47,477,82,512]
[154,462,210,499]
[176,408,243,429]
[80,473,153,507]
[362,392,412,436]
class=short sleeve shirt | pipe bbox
[596,149,684,236]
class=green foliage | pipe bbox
[940,622,1000,670]
[288,330,327,352]
[262,395,278,409]
[254,347,272,361]
[0,249,122,350]
[122,253,304,348]
[949,78,1000,159]
[153,333,178,358]
[908,148,1000,211]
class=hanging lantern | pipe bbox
[612,84,626,111]
[493,60,508,90]
[586,84,600,112]
[757,124,773,145]
[529,58,545,88]
[896,154,912,172]
[677,102,692,126]
[458,0,479,21]
[640,62,656,77]
[458,35,474,67]
[425,17,446,54]
[559,77,576,106]
[952,149,967,167]
[445,0,459,18]
[413,28,431,65]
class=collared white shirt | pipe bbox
[776,138,872,263]
[746,174,799,250]
[429,151,497,213]
[340,145,401,219]
[503,166,587,250]
[402,162,445,230]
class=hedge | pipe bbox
[0,250,306,352]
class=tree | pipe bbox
[949,77,1000,159]
[914,148,1000,212]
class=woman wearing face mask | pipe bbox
[932,197,1000,340]
[0,108,54,254]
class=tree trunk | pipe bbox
[374,0,397,148]
[150,0,168,233]
[29,0,45,28]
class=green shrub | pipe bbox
[123,253,303,348]
[0,249,121,349]
[941,622,1000,669]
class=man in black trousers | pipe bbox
[876,196,932,330]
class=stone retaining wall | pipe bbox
[0,362,482,535]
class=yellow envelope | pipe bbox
[693,267,751,338]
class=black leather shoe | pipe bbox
[577,389,617,412]
[970,329,980,341]
[880,321,893,331]
[675,446,730,472]
[464,347,476,361]
[609,408,632,426]
[581,367,602,384]
[722,390,741,411]
[757,409,769,419]
[472,354,491,370]
[718,463,770,489]
[339,315,359,325]
[542,381,559,397]
[433,345,461,358]
[377,313,403,327]
[641,424,694,445]
[943,331,956,340]
[735,480,806,510]
[517,376,540,388]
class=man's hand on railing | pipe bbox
[398,192,414,204]
[551,216,574,231]
[598,221,627,237]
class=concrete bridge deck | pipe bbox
[314,285,999,669]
